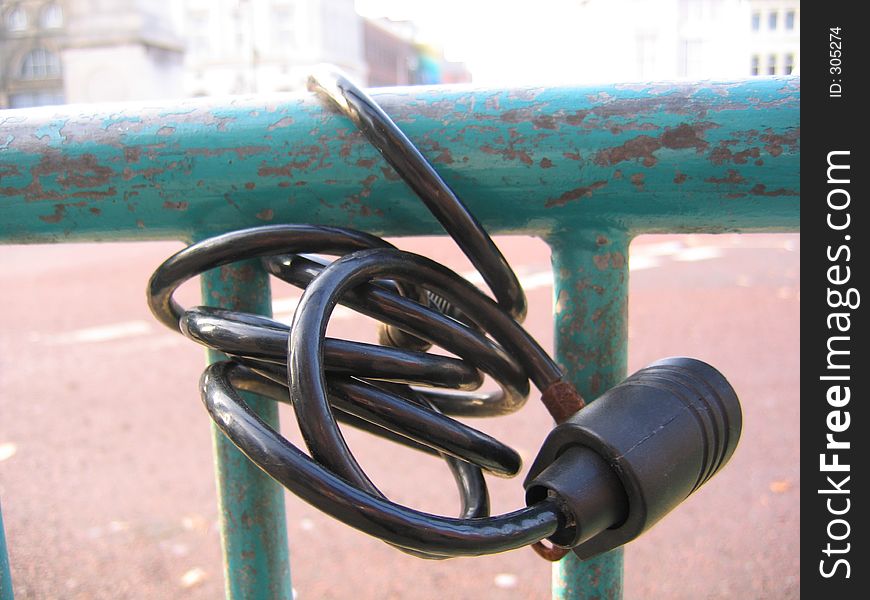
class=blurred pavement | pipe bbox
[0,233,799,599]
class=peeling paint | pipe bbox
[124,147,142,163]
[630,173,645,190]
[711,144,762,165]
[1,79,798,243]
[480,128,536,166]
[266,116,295,131]
[594,122,712,167]
[38,203,66,223]
[706,170,746,185]
[0,163,21,178]
[660,122,712,150]
[592,251,626,270]
[420,139,454,165]
[532,115,558,130]
[595,135,661,167]
[71,187,116,199]
[187,145,271,159]
[760,129,800,157]
[749,184,799,197]
[545,181,609,208]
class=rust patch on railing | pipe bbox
[706,170,746,185]
[749,184,799,197]
[594,122,713,167]
[545,181,609,208]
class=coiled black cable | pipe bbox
[147,69,583,559]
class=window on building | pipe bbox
[636,33,657,79]
[784,53,795,75]
[751,12,760,31]
[9,90,65,108]
[40,3,63,28]
[785,10,796,30]
[272,5,297,52]
[768,11,778,30]
[6,5,27,31]
[187,12,211,57]
[767,54,777,75]
[679,39,704,78]
[19,48,62,79]
[751,55,760,76]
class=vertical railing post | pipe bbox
[1,500,13,600]
[549,228,631,599]
[201,258,293,599]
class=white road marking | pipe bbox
[272,296,301,314]
[272,298,357,323]
[0,442,17,462]
[629,255,661,271]
[29,320,153,345]
[672,246,724,262]
[181,515,209,532]
[494,573,518,589]
[134,335,186,351]
[180,568,206,588]
[518,270,554,290]
[631,240,686,257]
[107,520,130,533]
[459,269,553,290]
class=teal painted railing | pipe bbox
[0,76,799,599]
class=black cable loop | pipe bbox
[308,68,528,322]
[147,69,583,559]
[202,360,562,557]
[260,252,532,416]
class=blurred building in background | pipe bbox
[2,0,794,109]
[171,0,365,97]
[1,0,67,107]
[570,0,798,82]
[1,0,466,107]
[62,0,183,103]
[364,17,417,87]
[363,17,469,87]
[1,0,183,108]
[747,0,799,76]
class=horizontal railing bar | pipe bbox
[1,78,799,244]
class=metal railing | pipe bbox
[0,76,799,599]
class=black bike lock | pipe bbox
[149,68,745,561]
[524,357,742,559]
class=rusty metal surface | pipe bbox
[550,229,631,598]
[201,261,292,600]
[554,550,624,600]
[1,78,799,243]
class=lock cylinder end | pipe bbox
[524,357,742,559]
[525,445,628,548]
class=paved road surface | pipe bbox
[0,233,799,599]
